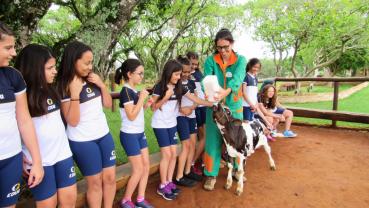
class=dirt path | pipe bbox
[114,125,369,208]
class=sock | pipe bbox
[160,183,166,189]
[122,197,131,203]
[137,196,144,203]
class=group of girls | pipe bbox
[0,20,297,208]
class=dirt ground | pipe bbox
[114,125,369,208]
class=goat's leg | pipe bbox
[235,157,244,196]
[263,143,276,170]
[224,157,233,190]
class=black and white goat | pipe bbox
[212,103,276,196]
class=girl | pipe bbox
[186,51,206,176]
[16,44,77,207]
[242,58,260,121]
[202,28,246,191]
[151,60,212,200]
[114,59,153,208]
[258,84,297,138]
[0,22,44,208]
[56,41,116,208]
[174,56,204,188]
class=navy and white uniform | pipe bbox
[151,83,189,147]
[119,84,148,156]
[22,96,76,201]
[191,70,207,127]
[0,67,26,207]
[177,80,197,141]
[63,82,115,176]
[242,72,258,121]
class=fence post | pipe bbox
[332,81,339,127]
[109,73,116,112]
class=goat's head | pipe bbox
[212,103,232,126]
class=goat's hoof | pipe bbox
[235,189,243,196]
[270,166,276,171]
[224,183,232,190]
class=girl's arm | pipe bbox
[257,103,280,119]
[16,93,44,188]
[276,99,284,108]
[186,93,213,107]
[124,90,149,121]
[61,76,83,127]
[255,107,273,129]
[151,87,174,111]
[87,72,112,108]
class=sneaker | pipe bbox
[174,176,197,187]
[266,134,276,142]
[120,200,136,208]
[283,130,297,138]
[157,185,176,200]
[167,182,181,195]
[203,177,216,191]
[270,130,278,137]
[185,171,203,181]
[135,200,154,208]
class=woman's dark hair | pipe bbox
[156,59,183,106]
[56,41,92,97]
[0,21,14,40]
[15,44,59,117]
[115,59,142,84]
[259,84,277,109]
[246,58,261,72]
[176,55,190,66]
[186,51,199,60]
[214,28,234,53]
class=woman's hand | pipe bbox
[27,161,44,188]
[87,72,104,89]
[214,87,231,102]
[165,85,174,98]
[69,76,83,99]
[139,89,150,100]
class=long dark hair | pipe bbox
[156,59,183,105]
[114,59,142,84]
[259,84,277,109]
[56,41,92,97]
[15,44,59,117]
[246,58,261,72]
[0,21,14,40]
[176,55,190,66]
[214,28,234,53]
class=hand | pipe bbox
[139,89,150,100]
[145,97,153,109]
[28,162,44,188]
[87,72,104,89]
[279,115,286,122]
[214,88,230,102]
[250,104,257,112]
[69,76,83,99]
[22,154,32,177]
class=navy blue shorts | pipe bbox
[153,126,178,148]
[69,133,116,176]
[0,152,22,207]
[120,132,148,157]
[243,106,255,121]
[30,157,76,201]
[195,107,207,127]
[273,107,285,115]
[177,116,197,141]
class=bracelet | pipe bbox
[70,98,80,101]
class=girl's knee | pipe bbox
[285,109,293,117]
[103,171,116,185]
[87,175,103,191]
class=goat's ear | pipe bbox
[233,119,243,126]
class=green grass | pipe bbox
[287,85,369,129]
[278,83,352,96]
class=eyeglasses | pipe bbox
[216,45,230,51]
[133,72,144,77]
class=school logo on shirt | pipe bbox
[47,98,56,111]
[6,183,20,198]
[0,94,4,100]
[110,150,116,160]
[69,166,76,178]
[86,87,96,98]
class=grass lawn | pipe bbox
[277,83,352,96]
[287,85,369,129]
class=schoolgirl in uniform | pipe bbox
[56,41,116,208]
[114,59,153,208]
[242,58,260,121]
[0,22,44,208]
[151,60,212,200]
[16,44,77,207]
[174,56,204,188]
[186,51,206,175]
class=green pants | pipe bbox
[204,105,243,177]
